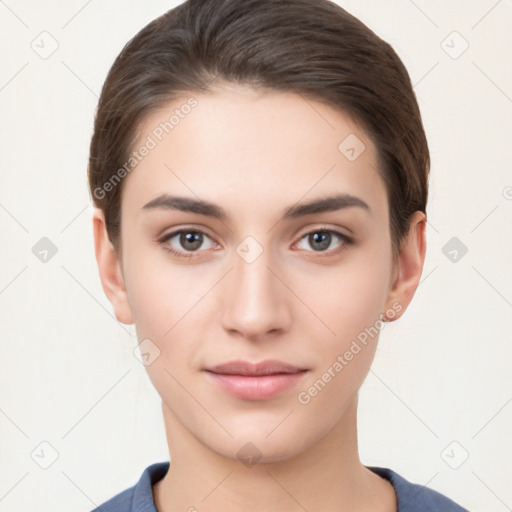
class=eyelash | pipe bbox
[157,226,353,260]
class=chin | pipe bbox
[206,428,312,466]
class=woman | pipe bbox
[88,0,469,510]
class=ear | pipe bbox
[92,208,134,325]
[383,211,427,321]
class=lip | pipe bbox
[204,359,309,400]
[207,359,307,376]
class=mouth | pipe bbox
[203,359,309,400]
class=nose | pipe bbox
[220,241,292,341]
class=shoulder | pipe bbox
[368,466,470,512]
[90,461,170,512]
[91,486,134,512]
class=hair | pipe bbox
[88,0,429,264]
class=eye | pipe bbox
[158,226,353,260]
[158,229,217,259]
[294,228,353,255]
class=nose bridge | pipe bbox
[221,235,290,338]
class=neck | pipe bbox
[153,396,397,512]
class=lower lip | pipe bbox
[204,371,308,400]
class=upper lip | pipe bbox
[205,359,307,376]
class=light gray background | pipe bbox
[1,1,511,511]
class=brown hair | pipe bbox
[88,0,429,263]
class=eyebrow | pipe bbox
[142,193,370,221]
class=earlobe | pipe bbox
[384,211,427,322]
[92,208,135,325]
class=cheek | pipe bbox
[293,247,391,401]
[295,259,389,418]
[296,250,391,345]
[124,246,200,334]
[125,253,212,381]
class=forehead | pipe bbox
[121,85,387,225]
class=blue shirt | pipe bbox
[91,461,469,511]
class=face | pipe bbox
[94,83,424,464]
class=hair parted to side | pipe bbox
[88,0,429,263]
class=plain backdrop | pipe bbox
[0,1,511,511]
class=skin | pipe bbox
[93,83,426,512]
